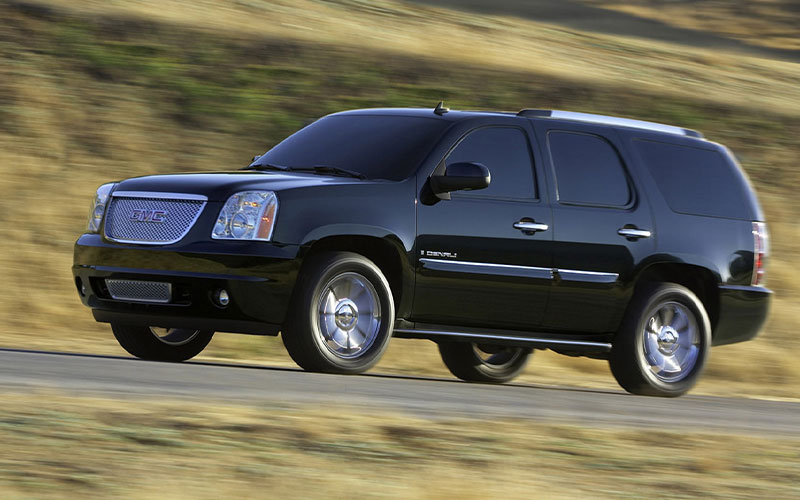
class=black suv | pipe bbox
[73,105,771,397]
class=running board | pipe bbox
[392,328,612,353]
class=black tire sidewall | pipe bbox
[612,283,711,397]
[111,324,214,362]
[473,345,531,379]
[439,341,531,383]
[292,252,395,373]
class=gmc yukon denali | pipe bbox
[73,104,771,397]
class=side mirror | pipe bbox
[429,162,491,195]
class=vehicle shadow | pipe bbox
[0,346,622,395]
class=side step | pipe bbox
[393,325,612,353]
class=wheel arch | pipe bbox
[298,234,413,317]
[632,262,720,335]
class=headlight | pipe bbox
[212,191,278,241]
[87,182,117,233]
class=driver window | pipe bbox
[446,127,537,200]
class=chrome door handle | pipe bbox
[513,221,549,233]
[618,227,652,239]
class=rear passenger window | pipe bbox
[548,131,631,207]
[446,127,536,199]
[634,140,753,219]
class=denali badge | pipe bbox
[130,209,168,223]
[421,250,458,259]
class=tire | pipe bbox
[438,342,531,383]
[282,251,395,374]
[111,324,214,362]
[609,283,711,397]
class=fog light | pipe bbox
[215,289,230,307]
[76,277,86,297]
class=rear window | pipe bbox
[634,140,755,219]
[548,131,631,207]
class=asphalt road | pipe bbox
[1,348,798,435]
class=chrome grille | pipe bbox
[104,192,206,244]
[106,279,172,303]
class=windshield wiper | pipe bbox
[301,165,367,180]
[244,162,292,172]
[245,162,366,179]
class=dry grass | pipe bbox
[0,391,798,499]
[594,0,800,51]
[0,0,799,398]
[11,0,800,115]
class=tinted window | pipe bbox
[255,115,450,180]
[446,127,535,199]
[548,131,630,206]
[635,140,755,219]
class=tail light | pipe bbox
[752,222,768,286]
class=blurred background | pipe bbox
[1,0,799,497]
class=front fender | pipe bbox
[299,223,408,249]
[274,179,417,251]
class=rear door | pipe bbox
[412,119,553,331]
[531,120,655,333]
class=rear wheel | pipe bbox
[282,251,395,374]
[438,342,531,383]
[609,283,711,397]
[111,324,214,362]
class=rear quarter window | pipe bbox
[634,139,755,220]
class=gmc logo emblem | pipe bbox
[130,209,168,223]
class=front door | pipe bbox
[412,124,553,331]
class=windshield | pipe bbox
[252,114,451,180]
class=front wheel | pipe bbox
[609,283,711,397]
[111,324,214,362]
[438,342,531,383]
[281,251,395,374]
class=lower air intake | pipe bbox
[106,279,172,304]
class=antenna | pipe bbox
[433,101,449,116]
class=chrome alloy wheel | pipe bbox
[642,301,700,383]
[149,327,201,346]
[473,344,525,369]
[315,272,381,359]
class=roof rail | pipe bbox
[517,109,703,138]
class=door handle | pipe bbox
[618,227,652,239]
[513,221,549,233]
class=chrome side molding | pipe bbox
[419,258,553,280]
[556,269,619,284]
[419,258,619,284]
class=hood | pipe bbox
[113,171,368,201]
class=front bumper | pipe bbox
[712,284,772,346]
[73,234,301,334]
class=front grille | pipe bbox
[106,279,172,303]
[104,193,206,244]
